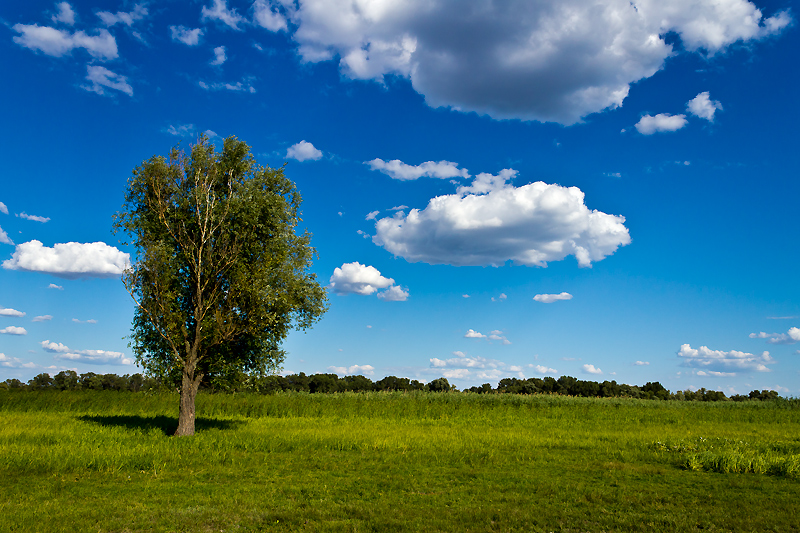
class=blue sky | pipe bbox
[1,0,798,395]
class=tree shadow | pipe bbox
[77,414,244,436]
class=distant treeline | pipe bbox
[1,370,784,402]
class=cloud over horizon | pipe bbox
[2,240,130,279]
[279,0,790,124]
[329,262,408,301]
[373,170,630,267]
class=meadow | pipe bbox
[1,390,799,532]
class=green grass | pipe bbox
[1,391,799,532]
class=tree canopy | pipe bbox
[114,136,328,435]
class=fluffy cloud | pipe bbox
[430,352,554,380]
[96,5,147,27]
[329,262,408,301]
[0,202,8,215]
[686,91,723,121]
[33,315,53,322]
[18,212,50,223]
[12,24,117,60]
[48,283,63,290]
[41,340,132,365]
[52,2,76,25]
[366,159,469,181]
[634,360,650,366]
[678,343,774,373]
[373,171,630,267]
[750,328,800,345]
[0,226,12,246]
[198,79,256,93]
[376,285,409,302]
[170,26,203,46]
[202,0,245,30]
[2,240,130,279]
[327,364,375,376]
[0,326,27,335]
[254,0,288,32]
[0,353,36,369]
[211,46,227,65]
[83,66,133,97]
[0,308,25,318]
[582,364,603,375]
[491,293,507,302]
[283,0,790,124]
[286,141,323,162]
[464,329,486,339]
[635,113,688,135]
[533,292,573,303]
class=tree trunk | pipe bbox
[174,365,201,436]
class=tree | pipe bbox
[114,136,328,436]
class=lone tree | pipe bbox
[114,136,328,436]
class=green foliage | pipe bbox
[114,135,327,434]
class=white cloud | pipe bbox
[491,293,507,302]
[48,283,63,290]
[0,308,25,317]
[170,26,203,46]
[365,211,380,221]
[83,66,133,97]
[199,79,256,93]
[286,140,323,162]
[533,292,573,303]
[41,339,132,365]
[634,360,650,366]
[531,364,558,374]
[429,355,550,381]
[96,4,147,27]
[366,159,469,181]
[686,91,722,121]
[0,353,36,369]
[462,294,470,298]
[329,262,408,302]
[18,212,50,223]
[202,0,245,30]
[165,124,196,137]
[678,343,774,374]
[376,285,409,302]
[750,328,800,345]
[0,326,28,336]
[12,24,117,60]
[211,46,227,65]
[696,370,736,377]
[464,329,486,339]
[2,240,130,279]
[52,2,76,25]
[284,0,790,124]
[0,226,12,246]
[327,364,375,376]
[72,318,98,324]
[635,113,688,135]
[582,364,603,375]
[0,202,8,214]
[374,173,629,268]
[253,0,288,32]
[33,315,53,322]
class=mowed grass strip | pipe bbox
[1,391,799,532]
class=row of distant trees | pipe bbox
[0,370,783,402]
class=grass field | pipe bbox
[1,391,799,532]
